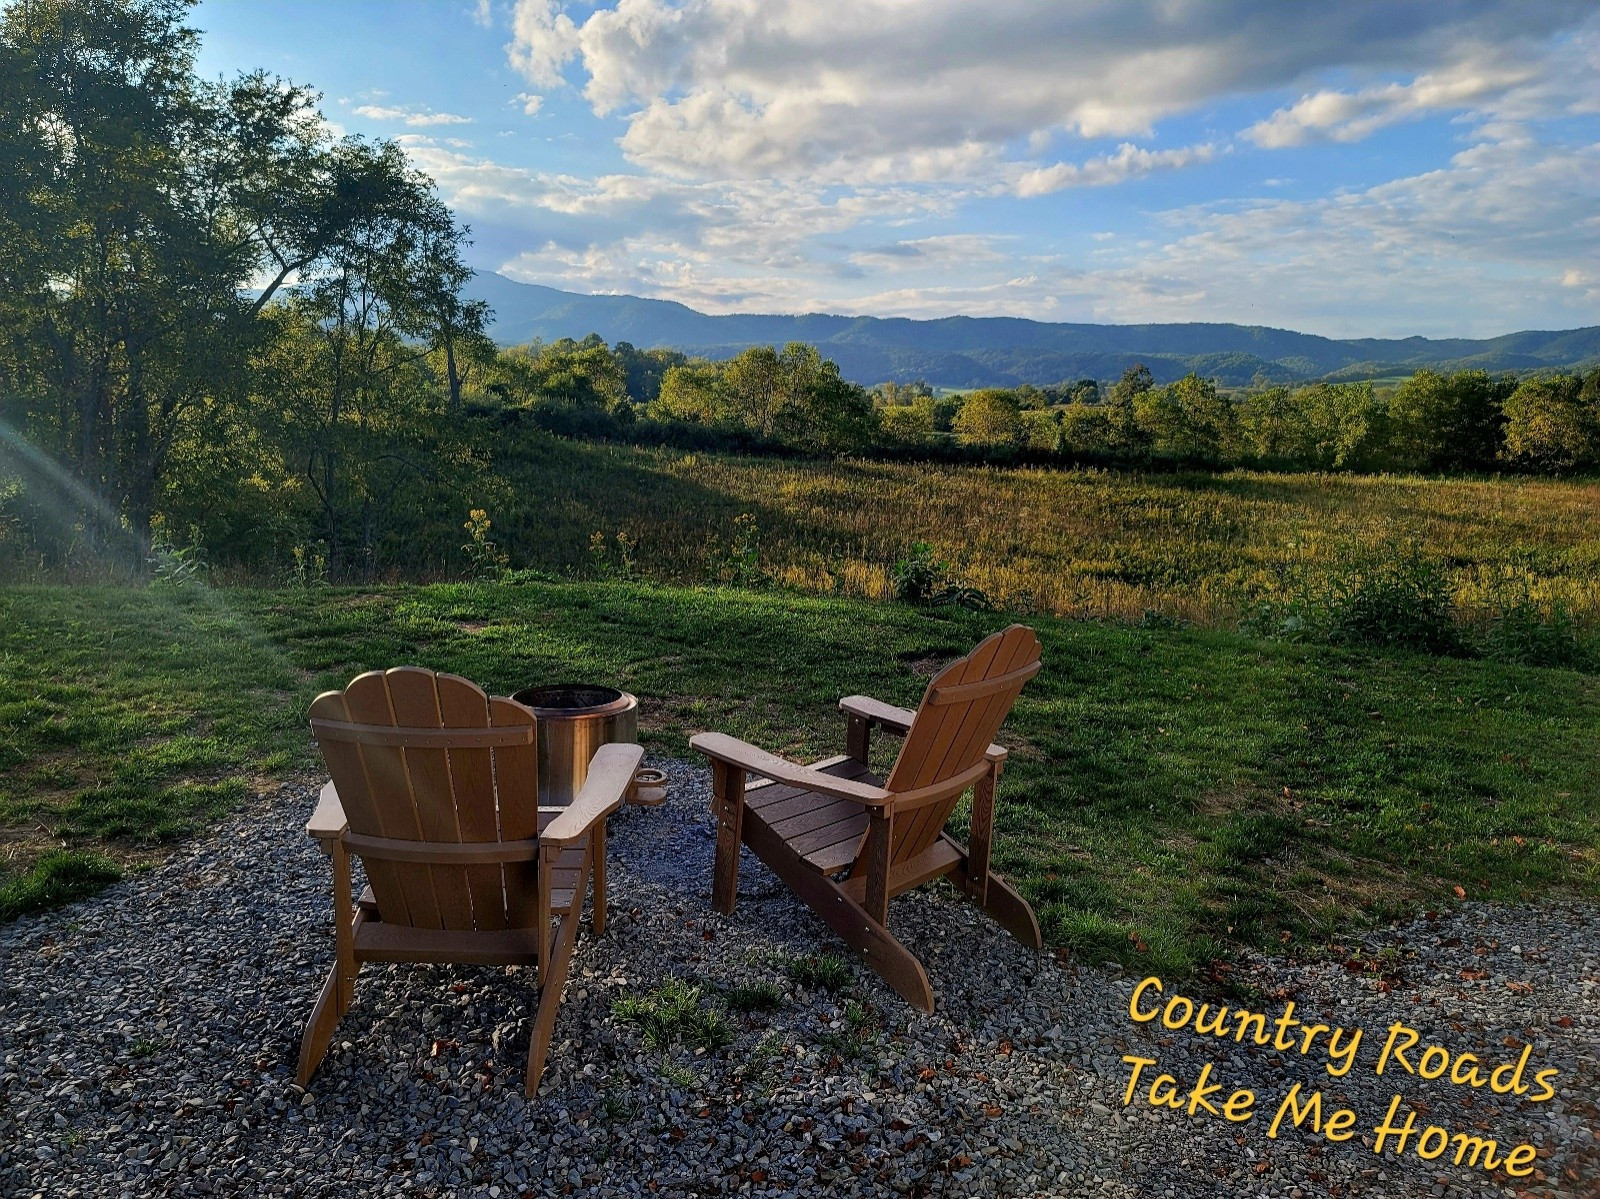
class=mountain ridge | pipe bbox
[465,272,1600,389]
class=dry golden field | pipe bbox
[494,439,1600,626]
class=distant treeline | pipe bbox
[473,335,1600,476]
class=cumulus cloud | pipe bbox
[1017,143,1220,197]
[508,0,1591,181]
[1244,60,1542,147]
[506,0,579,88]
[353,104,473,127]
[406,1,1600,334]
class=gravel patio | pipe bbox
[1,763,1593,1198]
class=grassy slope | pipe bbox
[3,581,1596,975]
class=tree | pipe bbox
[496,335,628,412]
[653,360,731,426]
[1387,369,1513,472]
[1134,373,1236,461]
[1295,381,1386,470]
[878,403,935,444]
[1236,386,1301,462]
[653,344,875,451]
[614,341,686,405]
[0,0,492,562]
[1501,373,1598,472]
[276,143,484,572]
[1063,402,1127,457]
[873,379,933,407]
[1102,363,1154,453]
[953,389,1023,448]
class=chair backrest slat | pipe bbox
[879,625,1040,869]
[386,667,476,930]
[437,673,515,932]
[308,668,540,933]
[490,694,542,926]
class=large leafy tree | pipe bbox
[652,343,875,451]
[1387,369,1514,472]
[0,0,487,568]
[1134,373,1237,462]
[1501,372,1599,472]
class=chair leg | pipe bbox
[742,809,934,1010]
[591,825,607,936]
[297,963,346,1086]
[710,761,745,915]
[525,897,585,1097]
[976,872,1043,949]
[951,852,1042,950]
[299,850,362,1087]
[966,764,998,907]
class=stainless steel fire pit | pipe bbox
[511,684,661,806]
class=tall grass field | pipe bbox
[326,438,1600,628]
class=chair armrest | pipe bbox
[839,694,915,734]
[542,743,645,845]
[839,694,1008,763]
[307,782,348,845]
[690,732,892,807]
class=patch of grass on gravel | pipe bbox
[612,978,733,1051]
[0,849,121,920]
[2,580,1597,979]
[724,981,785,1013]
[787,953,853,993]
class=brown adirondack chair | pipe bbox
[300,667,643,1095]
[690,624,1042,1010]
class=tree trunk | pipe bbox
[444,335,461,413]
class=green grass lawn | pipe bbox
[2,580,1596,978]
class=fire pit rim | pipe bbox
[510,683,636,719]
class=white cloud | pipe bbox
[1017,143,1219,197]
[1244,60,1541,148]
[439,2,1600,335]
[1082,128,1600,335]
[508,0,1592,182]
[506,0,579,88]
[511,92,544,116]
[846,235,1011,273]
[353,104,473,127]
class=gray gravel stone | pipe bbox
[0,759,1593,1197]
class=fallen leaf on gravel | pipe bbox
[983,1103,1003,1117]
[1459,968,1487,981]
[1556,1016,1573,1027]
[1453,885,1467,899]
[1506,981,1534,995]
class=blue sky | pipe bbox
[193,1,1600,338]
